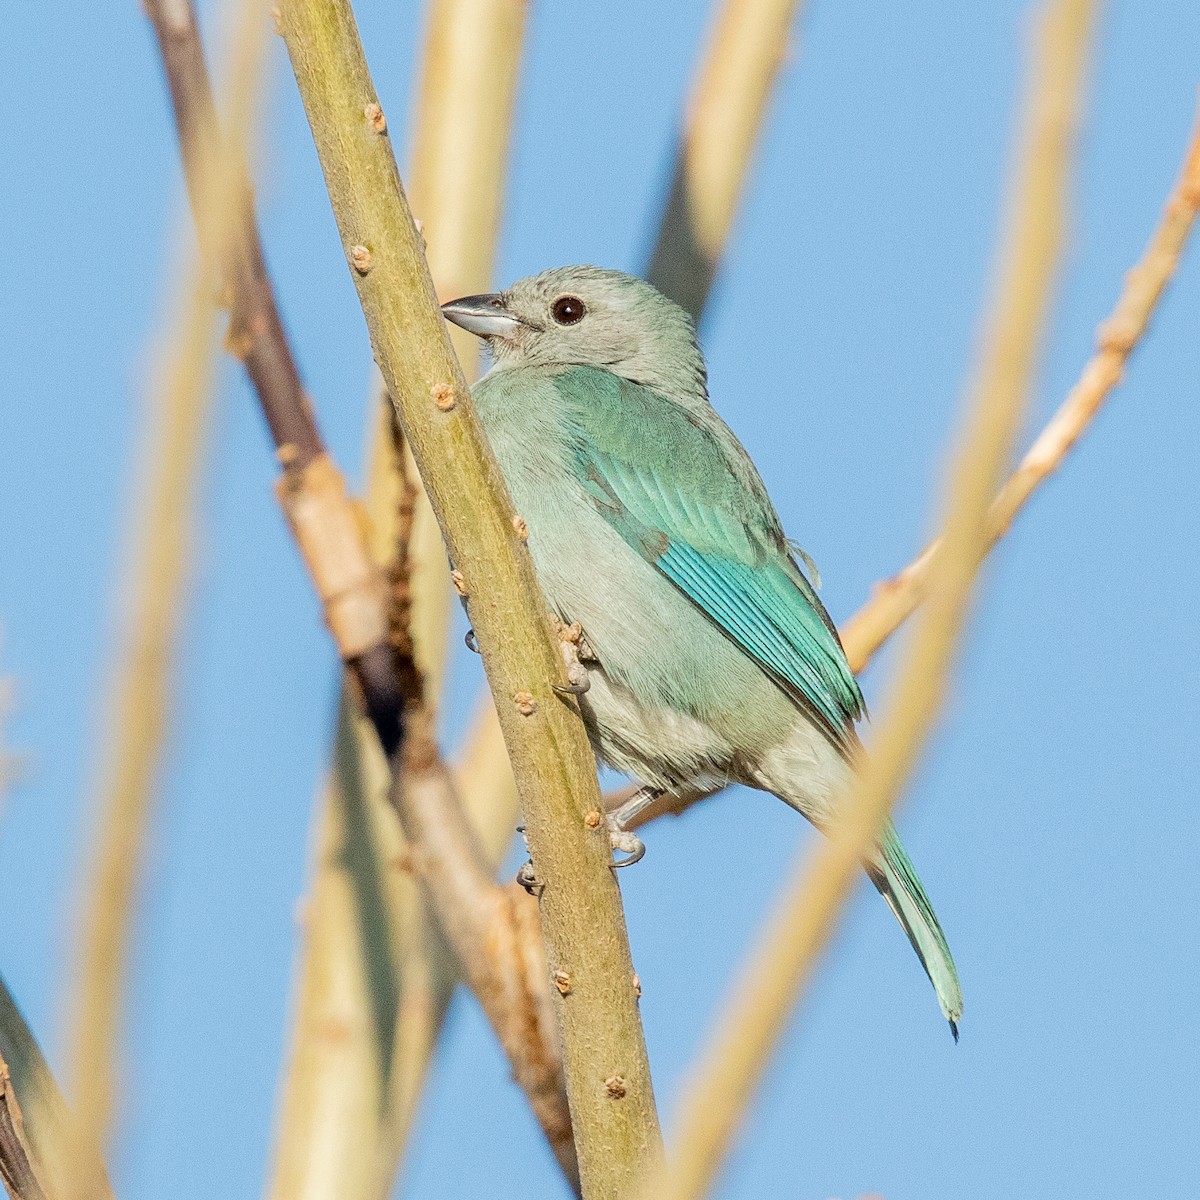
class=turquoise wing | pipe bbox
[559,367,864,749]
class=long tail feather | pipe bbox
[868,824,963,1039]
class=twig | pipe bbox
[647,0,805,319]
[144,0,404,754]
[840,105,1200,674]
[639,3,1098,1197]
[269,3,531,1193]
[276,1,664,1194]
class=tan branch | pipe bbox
[65,6,274,1194]
[145,0,404,751]
[647,0,805,318]
[639,3,1099,1197]
[840,105,1200,674]
[277,2,664,1195]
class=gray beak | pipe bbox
[441,293,523,340]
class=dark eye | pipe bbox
[551,295,586,325]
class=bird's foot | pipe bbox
[552,622,591,696]
[515,860,542,895]
[604,784,666,868]
[607,814,646,868]
[464,628,479,654]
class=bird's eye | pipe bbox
[551,295,586,326]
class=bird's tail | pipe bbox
[867,824,963,1039]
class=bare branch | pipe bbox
[276,1,664,1193]
[647,0,805,318]
[144,0,405,752]
[639,3,1099,1197]
[840,105,1200,674]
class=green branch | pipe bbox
[276,2,664,1194]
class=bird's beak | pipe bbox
[441,293,523,340]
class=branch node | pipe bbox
[513,690,537,717]
[583,809,602,830]
[604,1075,628,1100]
[349,244,373,274]
[511,514,529,540]
[430,381,457,411]
[553,970,573,995]
[363,101,387,132]
[450,568,468,597]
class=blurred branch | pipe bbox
[269,2,531,1195]
[647,0,805,319]
[640,2,1099,1197]
[65,5,275,1196]
[405,0,531,705]
[277,1,663,1194]
[840,103,1200,674]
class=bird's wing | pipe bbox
[559,367,864,748]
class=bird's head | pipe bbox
[441,265,708,406]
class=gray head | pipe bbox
[442,266,709,407]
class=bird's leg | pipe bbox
[606,785,665,868]
[514,824,542,894]
[552,620,591,696]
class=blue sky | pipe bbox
[2,3,1198,1198]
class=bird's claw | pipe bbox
[608,817,646,868]
[552,661,591,696]
[516,860,542,895]
[465,628,479,654]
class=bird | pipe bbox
[442,265,962,1036]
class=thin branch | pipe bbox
[276,2,664,1195]
[840,105,1200,674]
[647,0,805,319]
[639,3,1099,1197]
[144,0,405,754]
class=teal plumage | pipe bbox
[444,266,962,1035]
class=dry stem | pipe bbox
[647,0,806,318]
[64,5,273,1193]
[639,3,1098,1197]
[840,105,1200,674]
[277,1,663,1193]
[145,0,404,751]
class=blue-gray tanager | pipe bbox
[443,266,962,1035]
